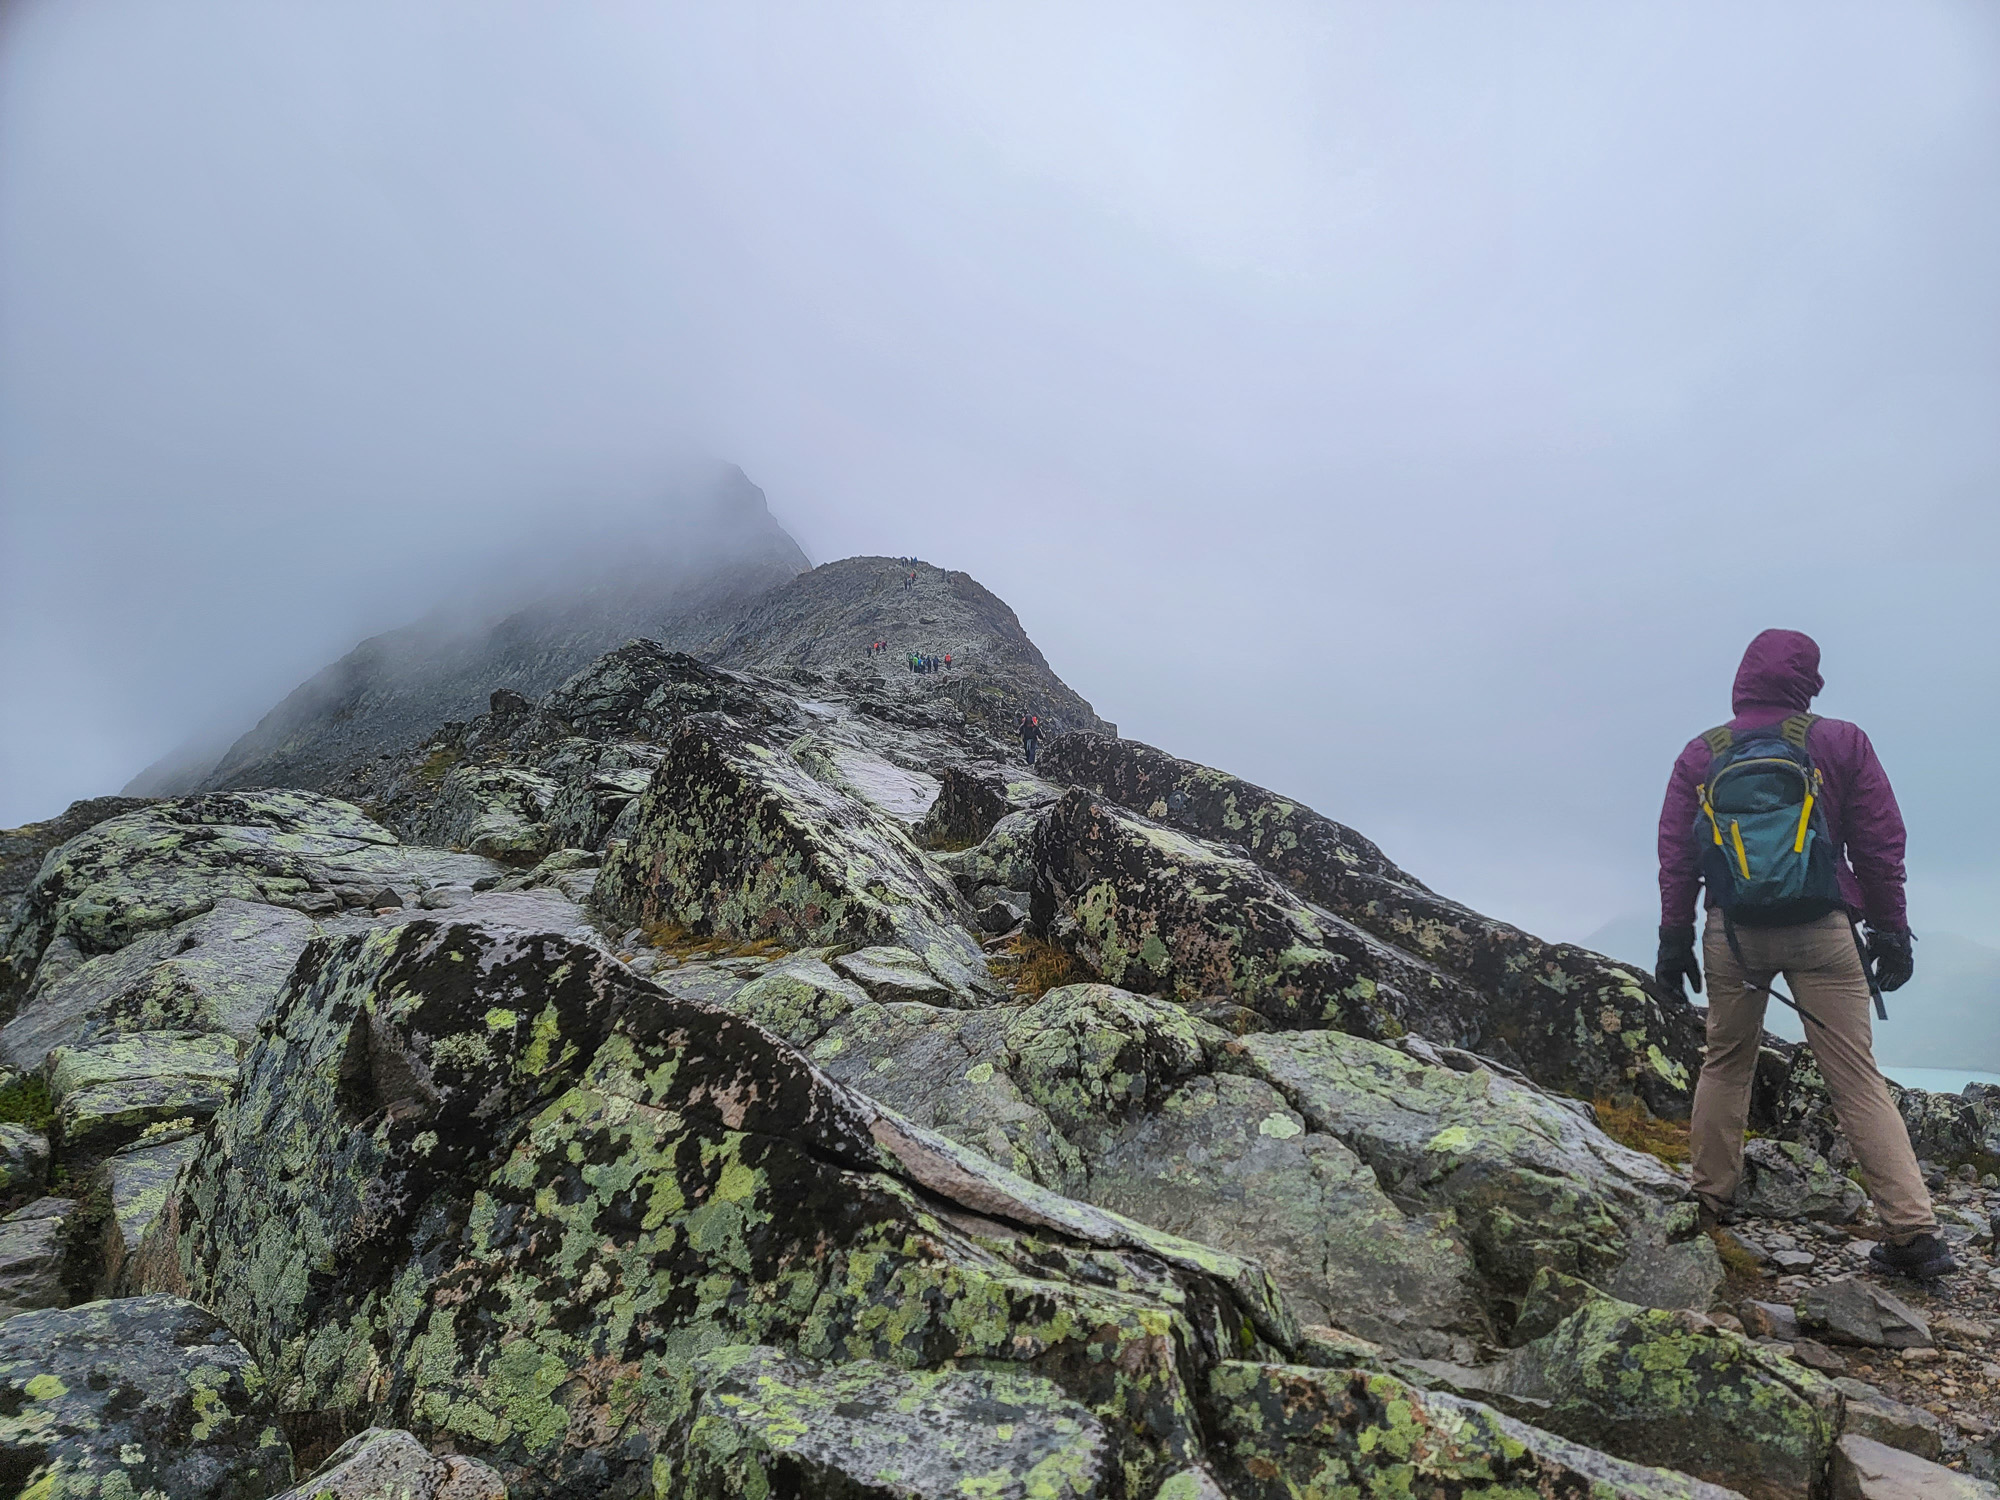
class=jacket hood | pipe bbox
[1732,629,1824,714]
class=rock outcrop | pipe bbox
[8,550,1987,1496]
[1041,732,1704,1115]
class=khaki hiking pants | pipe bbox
[1691,911,1935,1239]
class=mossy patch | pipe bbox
[997,935,1098,999]
[0,1074,53,1132]
[1591,1095,1692,1167]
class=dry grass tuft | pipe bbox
[995,935,1095,999]
[1589,1095,1692,1167]
[639,920,789,962]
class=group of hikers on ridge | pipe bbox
[862,639,951,674]
[1656,628,1948,1281]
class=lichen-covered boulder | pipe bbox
[0,1196,73,1321]
[663,1345,1115,1498]
[0,796,155,997]
[0,790,497,993]
[937,805,1047,898]
[47,1030,239,1159]
[1735,1138,1867,1222]
[1082,1066,1488,1358]
[593,716,993,999]
[0,1294,293,1499]
[145,913,633,1411]
[1226,1029,1718,1319]
[1203,1360,1744,1499]
[1030,789,1478,1040]
[142,909,1294,1497]
[1042,733,1704,1115]
[272,1426,507,1500]
[541,639,770,740]
[1487,1276,1838,1500]
[2,899,321,1072]
[712,956,1083,1190]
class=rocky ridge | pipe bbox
[3,556,1998,1497]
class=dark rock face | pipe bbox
[1031,787,1484,1042]
[0,1197,74,1321]
[917,762,1015,848]
[1041,733,1704,1114]
[0,1294,294,1499]
[697,556,1113,739]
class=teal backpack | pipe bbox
[1692,712,1845,928]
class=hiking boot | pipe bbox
[1868,1232,1958,1281]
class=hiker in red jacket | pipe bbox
[1656,629,1945,1278]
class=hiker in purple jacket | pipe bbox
[1655,628,1947,1278]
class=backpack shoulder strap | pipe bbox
[1779,713,1821,750]
[1700,725,1734,756]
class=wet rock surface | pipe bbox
[14,556,2000,1494]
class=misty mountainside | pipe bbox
[1588,914,2000,1075]
[11,560,2000,1498]
[128,465,811,799]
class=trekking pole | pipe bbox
[1723,917,1830,1034]
[1850,922,1889,1021]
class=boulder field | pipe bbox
[3,554,1998,1498]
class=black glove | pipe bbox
[1656,924,1702,999]
[1866,928,1914,992]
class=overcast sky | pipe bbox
[3,1,1997,953]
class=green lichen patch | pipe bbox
[1029,790,1471,1042]
[1203,1360,1742,1499]
[1225,1029,1719,1323]
[1488,1278,1837,1500]
[1040,734,1703,1117]
[665,1344,1115,1499]
[592,717,993,1002]
[0,1294,294,1499]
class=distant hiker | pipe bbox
[1655,629,1945,1278]
[944,652,951,670]
[1019,713,1040,766]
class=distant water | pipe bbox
[1881,1065,2000,1095]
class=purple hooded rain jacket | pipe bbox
[1658,628,1908,932]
